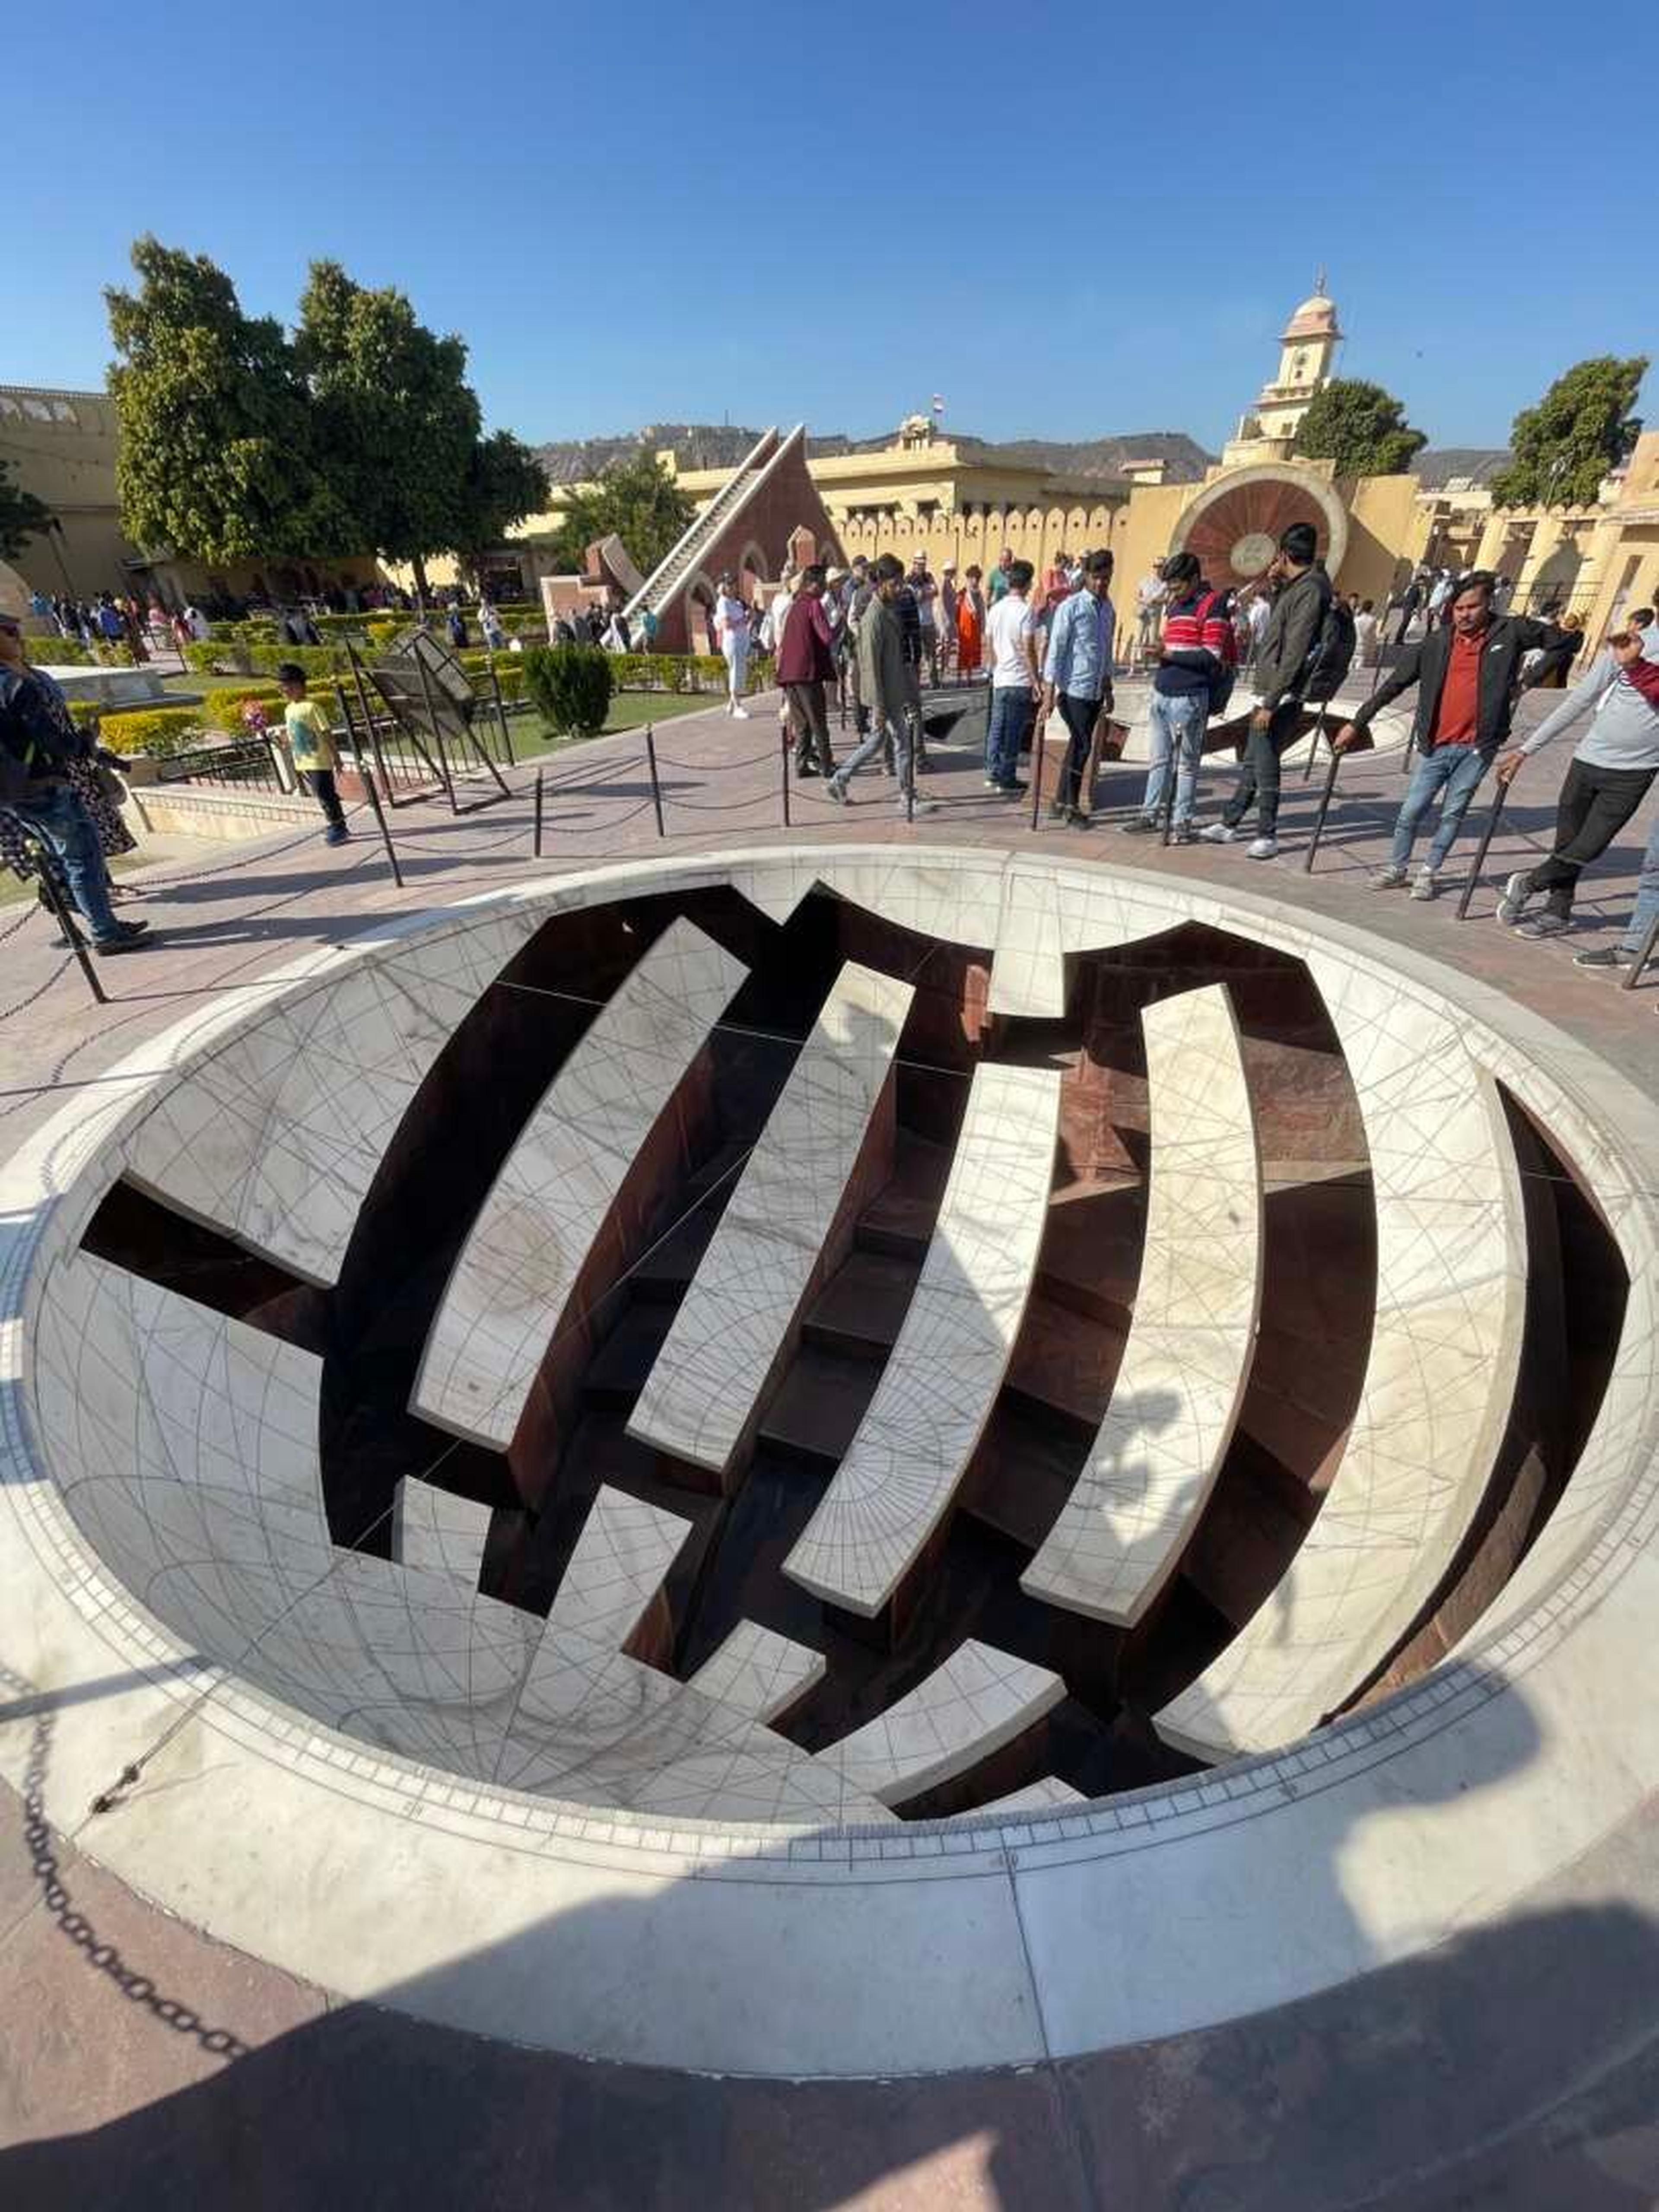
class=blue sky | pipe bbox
[10,2,1653,457]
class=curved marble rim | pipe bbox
[3,844,1655,2076]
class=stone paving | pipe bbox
[4,679,1658,1160]
[3,679,1658,2208]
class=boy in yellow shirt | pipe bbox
[277,661,350,847]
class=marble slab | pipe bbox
[1156,966,1527,1758]
[815,1641,1067,1806]
[1023,985,1262,1624]
[412,919,747,1448]
[784,1062,1061,1617]
[627,960,913,1473]
[392,1478,494,1584]
[686,1621,827,1723]
[122,908,545,1285]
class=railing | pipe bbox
[621,426,780,623]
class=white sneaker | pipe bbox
[1496,869,1534,925]
[1410,868,1439,901]
[1199,822,1237,844]
[898,798,936,817]
[731,705,749,719]
[1371,865,1408,890]
[1247,836,1278,861]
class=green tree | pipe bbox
[544,451,695,579]
[296,262,481,598]
[0,457,53,562]
[105,237,348,563]
[455,430,550,575]
[1292,378,1427,477]
[1491,355,1649,508]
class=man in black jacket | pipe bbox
[1199,523,1330,861]
[0,609,151,953]
[1333,573,1564,899]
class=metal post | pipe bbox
[334,682,402,887]
[644,723,666,839]
[34,855,108,1005]
[534,766,545,858]
[1301,699,1331,782]
[412,640,458,812]
[780,728,791,828]
[1621,909,1659,990]
[347,643,397,804]
[489,660,514,766]
[1455,789,1508,920]
[905,716,916,825]
[1302,750,1344,874]
[1030,700,1048,832]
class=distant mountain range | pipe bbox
[532,423,1217,487]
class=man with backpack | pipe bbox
[1333,571,1566,900]
[1123,552,1234,839]
[1200,524,1338,861]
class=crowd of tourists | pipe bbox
[4,521,1657,982]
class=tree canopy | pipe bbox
[106,238,347,565]
[542,451,695,580]
[1490,356,1649,509]
[1291,378,1427,477]
[0,458,53,563]
[105,238,548,588]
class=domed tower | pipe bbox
[1224,273,1342,463]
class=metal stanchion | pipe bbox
[334,682,403,888]
[34,858,108,1005]
[1157,740,1178,845]
[780,729,791,828]
[1454,789,1508,920]
[412,645,458,811]
[644,723,666,839]
[1300,699,1332,782]
[1030,702,1047,832]
[906,719,916,825]
[1621,909,1659,990]
[533,765,545,857]
[489,661,514,766]
[1303,749,1344,873]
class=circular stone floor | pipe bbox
[3,844,1657,2203]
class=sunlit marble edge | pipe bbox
[782,1061,1062,1617]
[625,959,915,1472]
[1021,982,1263,1624]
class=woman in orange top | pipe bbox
[957,564,985,673]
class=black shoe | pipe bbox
[95,920,154,955]
[1573,945,1636,969]
[1065,807,1093,830]
[994,779,1027,795]
[1118,814,1160,835]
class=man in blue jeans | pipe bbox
[1334,570,1565,899]
[1041,550,1116,828]
[0,609,152,954]
[982,558,1040,795]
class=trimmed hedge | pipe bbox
[24,636,97,666]
[201,685,289,734]
[522,645,614,736]
[96,706,209,759]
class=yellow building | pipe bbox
[1221,278,1343,466]
[1,385,133,599]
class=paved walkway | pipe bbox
[4,681,1658,1157]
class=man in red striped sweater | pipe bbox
[1123,551,1233,839]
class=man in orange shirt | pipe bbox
[1335,572,1565,900]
